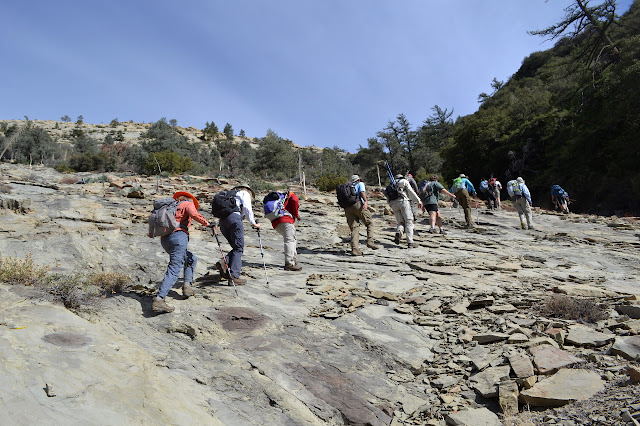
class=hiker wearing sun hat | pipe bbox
[211,182,261,286]
[152,191,210,314]
[342,174,379,256]
[449,173,476,228]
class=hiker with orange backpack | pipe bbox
[490,177,502,209]
[152,191,210,314]
[264,189,302,271]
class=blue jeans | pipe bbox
[157,231,196,298]
[219,212,244,278]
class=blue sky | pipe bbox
[1,0,633,153]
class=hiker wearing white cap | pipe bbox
[341,175,379,256]
[386,174,423,248]
[507,177,534,230]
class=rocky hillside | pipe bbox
[1,163,640,425]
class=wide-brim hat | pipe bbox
[395,174,404,180]
[516,177,525,184]
[459,174,467,178]
[350,175,361,184]
[173,191,199,210]
[233,184,255,201]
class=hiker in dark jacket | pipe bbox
[344,175,379,256]
[269,190,302,271]
[215,184,261,286]
[153,191,210,314]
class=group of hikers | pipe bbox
[150,174,570,313]
[150,183,300,313]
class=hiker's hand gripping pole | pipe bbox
[210,225,238,296]
[256,229,269,288]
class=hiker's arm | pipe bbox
[442,188,456,198]
[185,203,210,227]
[360,190,369,210]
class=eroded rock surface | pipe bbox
[1,163,640,424]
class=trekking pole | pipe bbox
[210,226,238,296]
[256,229,269,288]
[474,199,479,226]
[385,161,396,184]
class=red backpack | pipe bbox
[489,178,497,188]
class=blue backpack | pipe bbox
[480,180,489,192]
[263,191,292,221]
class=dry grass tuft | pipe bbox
[60,176,79,184]
[0,253,132,310]
[86,271,131,294]
[538,294,605,323]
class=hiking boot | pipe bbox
[439,228,446,235]
[216,261,230,279]
[351,248,363,256]
[182,284,195,298]
[284,264,302,271]
[520,222,527,230]
[229,276,246,285]
[366,241,379,250]
[394,232,401,245]
[408,242,416,249]
[152,297,174,314]
[528,225,535,230]
[429,227,437,234]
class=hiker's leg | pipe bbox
[183,249,197,284]
[435,211,443,229]
[158,232,188,298]
[524,201,533,228]
[457,190,472,226]
[276,222,296,266]
[392,202,405,236]
[514,198,526,227]
[429,209,437,228]
[402,201,414,243]
[345,205,360,250]
[221,213,244,278]
[359,207,376,244]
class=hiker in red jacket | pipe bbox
[153,191,210,314]
[269,191,302,271]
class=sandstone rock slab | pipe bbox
[611,336,640,360]
[530,345,585,374]
[565,324,615,347]
[469,365,511,398]
[520,369,604,407]
[445,407,501,426]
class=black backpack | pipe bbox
[385,181,399,201]
[211,190,239,218]
[336,183,358,208]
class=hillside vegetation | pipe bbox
[1,1,638,215]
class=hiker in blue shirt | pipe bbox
[343,175,379,256]
[551,185,570,214]
[450,174,477,228]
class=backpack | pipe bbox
[385,181,400,201]
[508,180,522,197]
[263,191,292,221]
[452,177,464,192]
[211,190,239,218]
[480,180,489,192]
[148,198,181,238]
[419,180,434,202]
[336,182,358,208]
[551,185,564,198]
[489,178,497,188]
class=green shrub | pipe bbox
[55,163,75,173]
[315,173,347,192]
[144,151,192,175]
